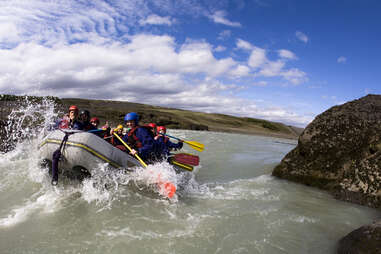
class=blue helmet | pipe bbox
[124,112,139,124]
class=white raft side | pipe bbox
[39,130,141,172]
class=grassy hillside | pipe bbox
[59,98,303,139]
[0,94,303,139]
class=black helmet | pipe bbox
[80,110,90,117]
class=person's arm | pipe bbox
[167,139,183,150]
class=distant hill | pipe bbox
[0,94,303,140]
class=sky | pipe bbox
[0,0,380,127]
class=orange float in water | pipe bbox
[163,182,176,198]
[157,173,176,198]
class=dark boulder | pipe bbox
[337,220,381,254]
[272,94,381,208]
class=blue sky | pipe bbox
[0,0,380,127]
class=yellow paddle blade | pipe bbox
[184,140,204,152]
[170,160,194,172]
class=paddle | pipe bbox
[163,134,205,152]
[169,159,194,171]
[113,133,148,167]
[113,133,176,198]
[87,129,104,133]
[173,153,199,166]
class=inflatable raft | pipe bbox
[39,129,141,180]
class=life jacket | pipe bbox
[58,116,82,130]
[127,126,154,150]
[82,121,95,131]
[102,127,111,141]
[111,133,124,146]
[59,119,69,129]
[161,136,169,143]
[70,120,83,130]
[58,115,70,129]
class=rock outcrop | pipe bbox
[272,94,381,208]
[337,220,381,254]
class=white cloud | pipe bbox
[0,22,20,44]
[229,65,251,77]
[0,0,152,47]
[295,31,309,43]
[0,35,240,94]
[209,11,241,27]
[278,49,297,60]
[0,0,312,127]
[139,14,173,26]
[248,47,267,68]
[178,41,236,76]
[214,45,226,52]
[337,56,347,63]
[259,60,285,77]
[237,40,306,85]
[0,38,310,126]
[218,30,231,40]
[254,106,313,127]
[236,38,254,51]
[281,68,308,85]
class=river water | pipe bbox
[0,107,380,253]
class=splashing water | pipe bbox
[80,161,187,206]
[0,99,195,215]
[2,96,59,153]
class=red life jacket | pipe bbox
[111,133,123,146]
[59,115,70,129]
[126,125,155,149]
[125,126,149,148]
[127,126,141,149]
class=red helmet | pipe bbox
[90,117,100,124]
[69,105,78,113]
[157,126,166,133]
[148,123,157,129]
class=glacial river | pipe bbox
[0,128,379,254]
